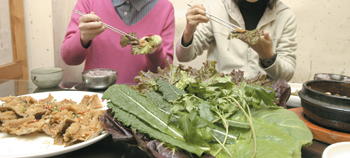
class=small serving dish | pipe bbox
[31,67,63,88]
[82,68,117,89]
[298,80,350,133]
[322,141,350,158]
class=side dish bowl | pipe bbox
[322,141,350,158]
[82,68,118,89]
[298,80,350,133]
[31,67,63,88]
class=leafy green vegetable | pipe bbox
[120,32,160,55]
[104,60,313,158]
[157,79,186,101]
[144,89,238,145]
[211,107,312,158]
[227,29,264,45]
[120,33,161,55]
[103,84,184,140]
[106,102,210,156]
[178,111,210,146]
[120,32,138,47]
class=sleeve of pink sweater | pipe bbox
[145,2,175,72]
[61,0,91,65]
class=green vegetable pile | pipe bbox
[102,60,313,158]
[120,32,160,55]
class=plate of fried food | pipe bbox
[0,91,109,158]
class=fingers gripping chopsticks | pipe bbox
[73,9,139,41]
[187,4,246,33]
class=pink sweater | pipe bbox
[61,0,174,83]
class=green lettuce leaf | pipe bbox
[157,79,186,101]
[120,33,161,55]
[106,102,210,156]
[103,84,184,140]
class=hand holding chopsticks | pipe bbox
[187,4,246,33]
[73,9,138,41]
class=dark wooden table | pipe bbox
[0,79,329,158]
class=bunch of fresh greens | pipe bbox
[102,60,313,158]
[120,32,160,55]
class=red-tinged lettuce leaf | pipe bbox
[132,60,290,109]
[120,32,138,47]
[227,29,264,45]
[132,59,186,93]
[100,110,135,143]
[132,70,159,94]
[198,60,222,82]
[120,33,161,55]
[271,79,291,109]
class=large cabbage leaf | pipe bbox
[210,107,312,158]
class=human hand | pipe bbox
[79,12,106,47]
[139,35,162,54]
[182,4,209,46]
[249,31,274,60]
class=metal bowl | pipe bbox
[314,73,350,82]
[82,68,118,89]
[298,80,350,133]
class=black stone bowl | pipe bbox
[298,80,350,133]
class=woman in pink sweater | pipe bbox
[61,0,175,83]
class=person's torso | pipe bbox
[80,0,171,83]
[203,0,290,79]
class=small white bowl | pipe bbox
[31,67,63,88]
[322,142,350,158]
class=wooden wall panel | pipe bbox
[0,0,28,80]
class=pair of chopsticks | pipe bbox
[187,4,246,33]
[73,9,139,40]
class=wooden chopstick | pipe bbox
[187,4,245,32]
[73,9,138,40]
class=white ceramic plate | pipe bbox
[322,141,350,158]
[0,91,109,158]
[286,83,302,108]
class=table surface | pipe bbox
[0,79,330,158]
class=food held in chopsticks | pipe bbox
[120,33,161,55]
[74,10,160,55]
[0,94,105,146]
[228,28,264,45]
